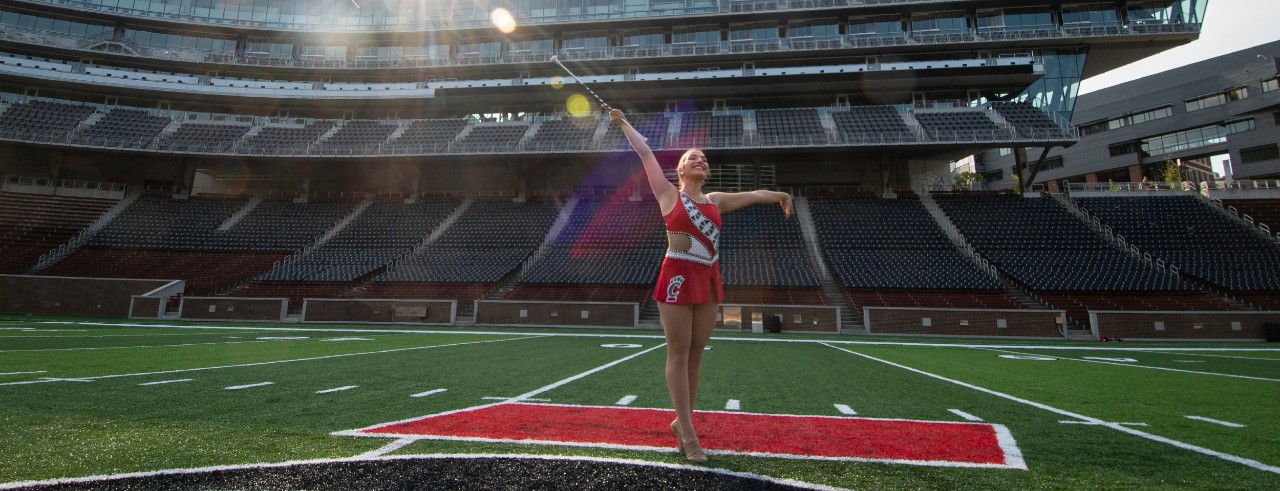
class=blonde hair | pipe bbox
[676,148,706,189]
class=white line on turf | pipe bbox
[139,379,193,386]
[0,340,274,353]
[41,320,1280,352]
[225,382,273,391]
[1059,420,1148,427]
[616,395,638,406]
[725,399,741,411]
[1134,350,1280,362]
[39,377,93,383]
[0,336,541,387]
[948,409,984,421]
[976,348,1280,382]
[339,343,668,443]
[410,389,447,398]
[1185,416,1246,428]
[833,404,856,415]
[316,386,358,394]
[822,342,1280,476]
[356,438,417,459]
[0,371,46,376]
[482,397,550,402]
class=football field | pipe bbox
[2,316,1279,489]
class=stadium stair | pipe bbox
[793,197,858,330]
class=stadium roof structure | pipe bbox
[0,0,1208,196]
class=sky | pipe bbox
[1078,0,1280,94]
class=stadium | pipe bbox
[1,0,1279,489]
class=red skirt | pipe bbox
[653,257,723,305]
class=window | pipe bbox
[1185,87,1247,112]
[1062,3,1119,25]
[848,15,903,37]
[1078,105,1171,135]
[788,19,839,38]
[1240,144,1280,164]
[619,28,663,47]
[911,12,968,32]
[729,22,779,41]
[673,26,719,44]
[1139,119,1254,156]
[1263,77,1279,93]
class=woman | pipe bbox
[608,106,793,462]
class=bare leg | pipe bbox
[660,301,720,458]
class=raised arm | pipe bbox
[608,106,677,210]
[708,189,793,217]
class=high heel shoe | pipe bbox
[670,420,708,462]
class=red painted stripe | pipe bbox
[363,403,1011,465]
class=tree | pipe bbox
[953,172,984,191]
[1162,159,1183,186]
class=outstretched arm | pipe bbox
[708,189,793,217]
[608,106,677,211]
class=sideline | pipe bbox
[822,343,1280,476]
[973,347,1280,382]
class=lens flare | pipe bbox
[550,76,565,90]
[491,8,517,34]
[566,94,591,117]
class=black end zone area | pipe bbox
[17,456,821,490]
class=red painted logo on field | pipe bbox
[353,403,1025,469]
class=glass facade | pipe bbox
[1012,48,1087,122]
[0,9,112,37]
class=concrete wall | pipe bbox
[302,298,455,324]
[1091,310,1280,340]
[719,304,841,333]
[476,300,638,328]
[865,307,1066,338]
[0,274,172,317]
[179,297,286,322]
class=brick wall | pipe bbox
[302,299,455,324]
[179,297,286,322]
[1093,311,1280,340]
[476,301,638,328]
[0,274,171,317]
[717,304,841,332]
[866,307,1065,338]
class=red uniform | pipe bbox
[654,192,723,305]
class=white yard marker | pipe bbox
[39,377,93,383]
[316,385,359,394]
[0,371,46,376]
[822,342,1280,476]
[224,382,274,391]
[616,395,638,406]
[948,409,984,422]
[1186,416,1246,428]
[725,399,741,411]
[1060,420,1148,427]
[482,396,549,402]
[411,389,447,398]
[833,404,857,415]
[980,348,1280,382]
[139,379,193,386]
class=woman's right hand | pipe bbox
[606,106,625,125]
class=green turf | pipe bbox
[2,318,1278,489]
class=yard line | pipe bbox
[833,404,857,415]
[948,409,984,422]
[0,371,46,376]
[0,336,541,387]
[341,343,669,446]
[224,382,273,391]
[0,340,272,353]
[976,348,1280,382]
[725,399,741,411]
[481,397,550,402]
[1186,416,1247,428]
[822,342,1280,476]
[410,389,447,398]
[616,395,638,406]
[316,385,359,394]
[1134,350,1280,362]
[356,438,417,459]
[139,379,193,386]
[1060,420,1148,427]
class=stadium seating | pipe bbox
[1219,198,1280,235]
[755,108,828,146]
[453,123,530,153]
[810,194,1023,310]
[831,106,916,144]
[312,120,399,155]
[673,112,744,149]
[74,109,171,149]
[157,123,251,153]
[991,102,1071,139]
[1074,195,1280,292]
[0,100,97,142]
[914,110,1009,142]
[0,191,117,273]
[524,117,599,152]
[384,119,468,154]
[520,195,664,286]
[597,113,670,151]
[238,120,335,154]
